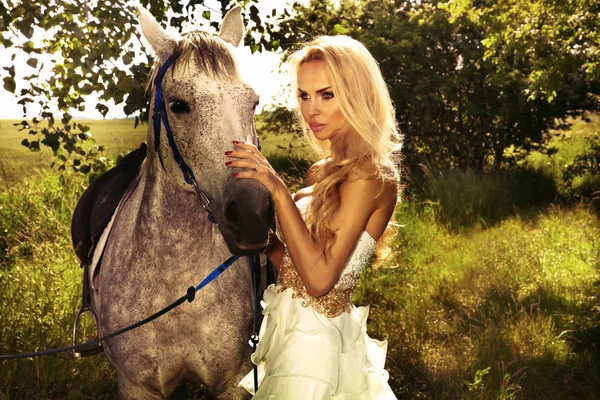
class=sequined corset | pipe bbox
[276,196,377,318]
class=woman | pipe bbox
[229,35,401,399]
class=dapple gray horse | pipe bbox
[78,6,273,399]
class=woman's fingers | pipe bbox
[225,141,287,199]
[225,149,259,161]
[226,157,265,171]
[226,141,273,172]
[232,169,285,200]
[232,140,266,160]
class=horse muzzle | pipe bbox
[217,182,274,256]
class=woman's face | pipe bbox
[297,60,350,142]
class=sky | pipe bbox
[0,0,293,120]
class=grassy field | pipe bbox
[0,118,311,188]
[1,115,599,399]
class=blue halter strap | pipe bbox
[152,54,214,222]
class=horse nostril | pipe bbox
[225,200,241,236]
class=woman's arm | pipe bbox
[264,229,285,272]
[271,177,385,296]
[226,142,395,297]
[267,161,320,270]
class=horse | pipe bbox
[71,6,273,399]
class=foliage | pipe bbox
[266,0,600,171]
[409,163,558,230]
[473,0,600,103]
[256,106,297,136]
[0,0,287,174]
[563,135,600,196]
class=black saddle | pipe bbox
[70,143,146,357]
[71,143,147,266]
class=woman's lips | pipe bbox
[309,122,326,132]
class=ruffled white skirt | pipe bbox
[239,284,397,399]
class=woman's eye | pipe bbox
[169,101,190,114]
[323,91,334,99]
[299,93,309,100]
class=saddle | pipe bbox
[71,143,147,357]
[72,143,147,265]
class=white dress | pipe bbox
[239,196,397,399]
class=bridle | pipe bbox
[152,53,261,223]
[152,53,216,221]
[152,53,263,392]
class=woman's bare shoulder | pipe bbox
[346,165,398,206]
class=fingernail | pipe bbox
[225,161,232,166]
[232,172,239,177]
[232,140,239,144]
[225,151,232,156]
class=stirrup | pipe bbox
[71,305,104,358]
[71,262,103,358]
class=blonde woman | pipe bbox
[228,35,401,399]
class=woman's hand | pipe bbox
[225,141,289,201]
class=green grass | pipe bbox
[355,201,600,398]
[2,170,599,399]
[0,119,146,189]
[0,172,118,399]
[2,116,600,398]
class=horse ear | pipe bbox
[137,5,180,62]
[219,5,245,47]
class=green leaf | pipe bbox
[122,53,133,65]
[96,103,109,117]
[20,25,33,39]
[22,41,35,54]
[333,24,349,35]
[202,11,211,20]
[3,77,15,93]
[249,5,260,25]
[26,58,38,69]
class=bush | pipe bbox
[407,165,558,230]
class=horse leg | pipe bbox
[118,373,164,400]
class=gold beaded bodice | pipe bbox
[275,196,377,318]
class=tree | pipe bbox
[0,0,287,173]
[269,0,600,171]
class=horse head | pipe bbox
[138,6,274,256]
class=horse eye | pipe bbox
[169,101,190,114]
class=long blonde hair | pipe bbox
[288,35,403,258]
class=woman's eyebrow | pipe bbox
[298,86,332,94]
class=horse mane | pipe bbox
[147,30,240,89]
